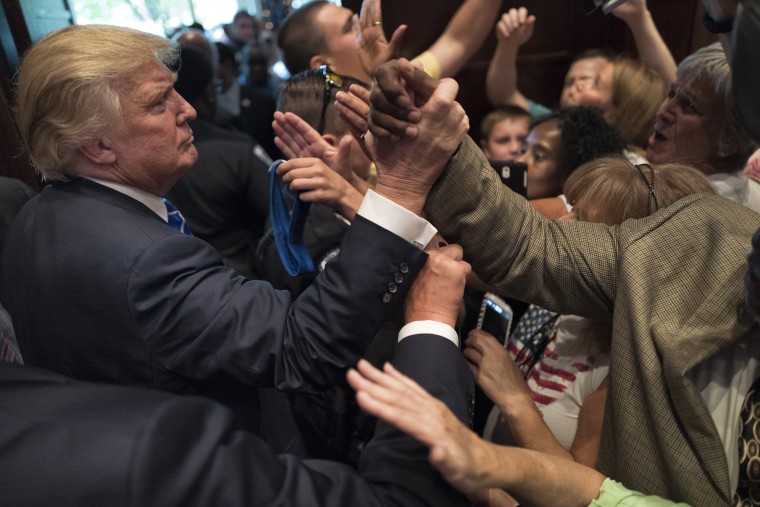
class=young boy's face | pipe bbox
[481,117,530,161]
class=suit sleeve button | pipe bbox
[394,273,403,284]
[388,282,398,293]
[399,263,409,274]
[383,293,392,304]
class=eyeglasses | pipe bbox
[635,163,659,215]
[317,65,343,136]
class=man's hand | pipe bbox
[273,111,368,190]
[366,58,469,214]
[495,8,536,47]
[405,244,470,328]
[276,156,363,220]
[355,0,407,78]
[346,359,495,495]
[273,111,337,162]
[463,330,533,415]
[609,0,648,23]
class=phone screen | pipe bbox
[479,298,513,346]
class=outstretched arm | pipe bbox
[423,0,504,79]
[611,0,677,84]
[485,8,535,109]
[347,358,607,507]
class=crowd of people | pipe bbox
[2,0,760,506]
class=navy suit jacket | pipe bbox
[2,178,426,432]
[0,334,474,506]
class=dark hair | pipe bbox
[175,45,214,103]
[535,106,626,182]
[278,67,368,136]
[233,10,254,24]
[215,41,237,68]
[277,1,329,74]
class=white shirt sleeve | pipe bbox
[357,190,438,249]
[398,321,459,347]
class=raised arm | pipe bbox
[485,8,535,110]
[610,0,677,84]
[423,0,504,78]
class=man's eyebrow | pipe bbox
[342,13,354,33]
[142,82,174,105]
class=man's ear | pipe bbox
[77,138,116,165]
[310,54,330,70]
[322,133,338,146]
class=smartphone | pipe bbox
[489,160,528,197]
[476,292,514,347]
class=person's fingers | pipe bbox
[335,91,370,133]
[517,6,528,23]
[387,24,407,58]
[368,102,417,140]
[462,344,483,367]
[382,362,431,397]
[398,58,438,103]
[370,78,419,122]
[348,84,371,106]
[334,135,353,179]
[273,136,298,160]
[435,243,464,261]
[373,59,414,110]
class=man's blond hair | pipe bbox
[15,25,179,180]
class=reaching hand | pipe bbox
[346,359,493,495]
[609,0,648,23]
[335,85,374,162]
[273,111,338,163]
[463,329,533,411]
[367,58,470,213]
[275,157,364,219]
[495,8,536,47]
[405,244,471,327]
[355,0,407,78]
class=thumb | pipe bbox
[433,77,460,104]
[398,58,438,102]
[334,135,354,179]
[388,25,407,58]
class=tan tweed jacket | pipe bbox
[424,136,760,506]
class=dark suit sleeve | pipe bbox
[0,339,471,507]
[129,215,427,392]
[129,333,473,507]
[358,334,475,507]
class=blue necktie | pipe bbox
[268,159,315,276]
[161,198,192,235]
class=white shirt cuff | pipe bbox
[357,190,438,249]
[398,321,459,347]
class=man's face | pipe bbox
[313,4,369,81]
[232,16,256,44]
[516,120,563,200]
[108,61,198,195]
[646,73,726,173]
[481,118,530,161]
[560,56,614,112]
